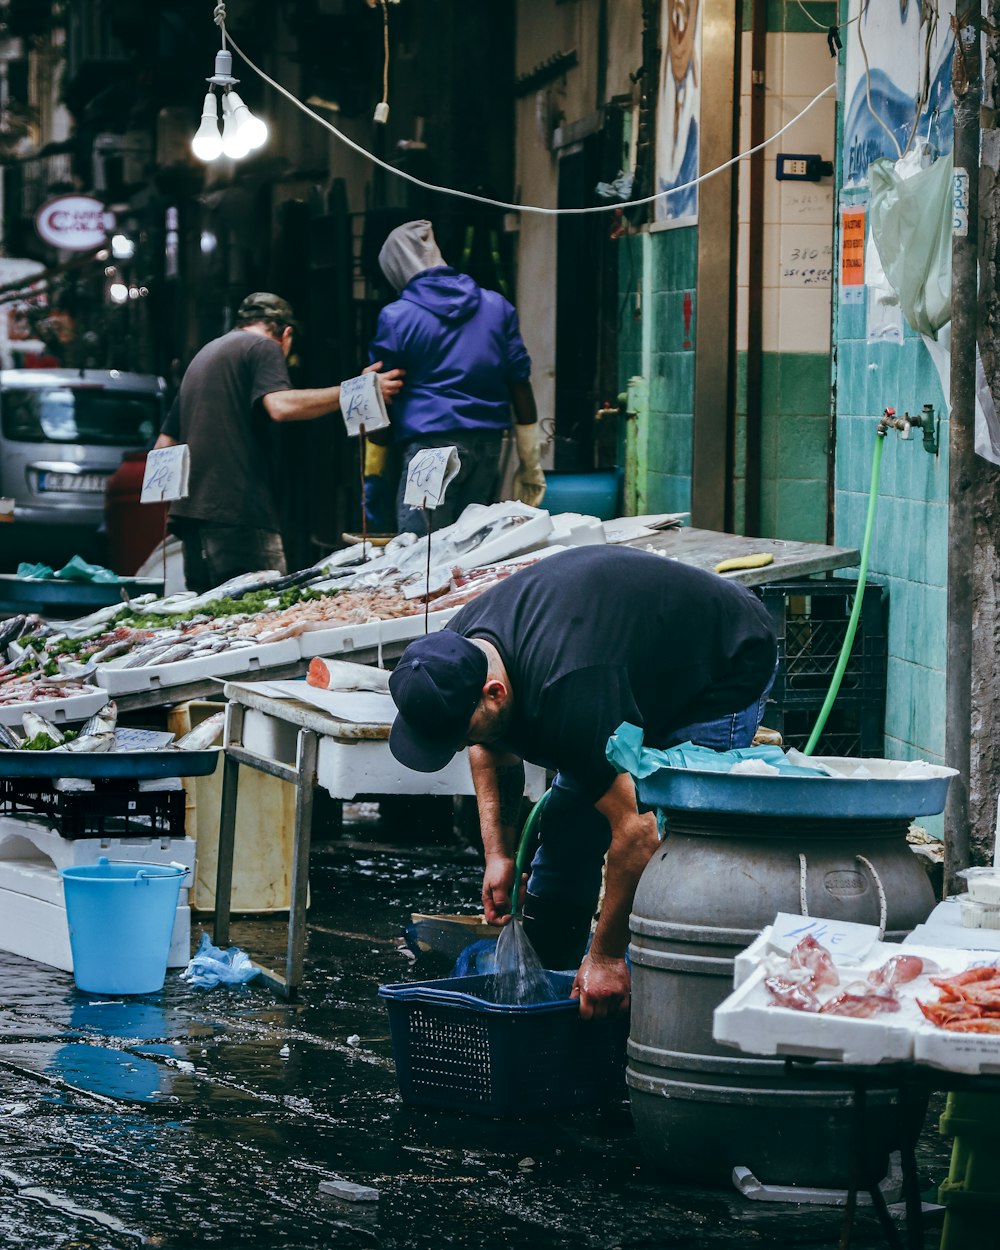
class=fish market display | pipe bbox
[917,965,1000,1033]
[0,502,552,705]
[761,936,922,1020]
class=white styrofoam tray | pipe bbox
[0,857,190,972]
[714,941,974,1067]
[912,947,1000,1075]
[0,685,108,727]
[95,639,300,695]
[315,735,547,801]
[0,814,195,872]
[297,606,458,660]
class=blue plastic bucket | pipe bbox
[60,856,188,995]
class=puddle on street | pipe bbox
[0,820,953,1249]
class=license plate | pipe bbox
[38,471,108,493]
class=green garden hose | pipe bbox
[803,432,886,755]
[509,790,549,920]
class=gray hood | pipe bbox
[378,220,446,292]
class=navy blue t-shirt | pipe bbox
[447,546,777,801]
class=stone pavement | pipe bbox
[0,822,952,1249]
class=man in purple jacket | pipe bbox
[368,220,545,535]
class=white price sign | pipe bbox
[141,444,190,503]
[339,371,390,437]
[767,912,881,963]
[403,445,461,510]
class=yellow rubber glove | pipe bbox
[512,423,546,508]
[363,440,388,477]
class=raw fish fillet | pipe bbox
[788,934,840,989]
[764,975,821,1013]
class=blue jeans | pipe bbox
[526,672,775,912]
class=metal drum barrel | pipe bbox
[627,781,939,1188]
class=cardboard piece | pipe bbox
[141,444,190,503]
[402,445,461,509]
[338,371,390,437]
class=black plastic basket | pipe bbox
[0,779,186,839]
[760,579,887,706]
[378,972,627,1117]
[758,579,887,757]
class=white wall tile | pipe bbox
[779,286,833,353]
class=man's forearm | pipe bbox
[469,745,524,858]
[264,386,341,422]
[592,775,660,959]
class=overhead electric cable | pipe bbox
[223,28,835,218]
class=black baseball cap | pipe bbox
[388,632,488,772]
[236,292,298,329]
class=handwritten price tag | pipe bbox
[402,445,461,509]
[768,912,880,962]
[339,371,390,437]
[140,444,190,503]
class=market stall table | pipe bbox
[213,679,547,997]
[626,525,860,585]
[107,527,860,715]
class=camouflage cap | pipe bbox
[236,292,298,329]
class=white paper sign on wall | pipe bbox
[403,446,461,510]
[339,371,390,437]
[141,445,190,503]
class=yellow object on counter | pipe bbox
[714,553,775,574]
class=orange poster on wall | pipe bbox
[840,208,866,287]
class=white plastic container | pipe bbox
[959,866,1000,904]
[959,896,1000,929]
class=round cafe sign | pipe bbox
[35,194,115,251]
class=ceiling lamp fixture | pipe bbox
[191,21,268,164]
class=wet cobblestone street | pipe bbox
[0,816,953,1250]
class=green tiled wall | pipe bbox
[833,213,950,767]
[618,228,698,514]
[743,0,838,32]
[733,351,831,542]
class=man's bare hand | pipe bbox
[482,854,522,924]
[364,360,405,403]
[571,951,631,1020]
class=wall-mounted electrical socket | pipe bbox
[776,153,833,182]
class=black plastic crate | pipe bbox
[760,578,887,708]
[761,705,883,759]
[0,780,186,839]
[379,972,627,1117]
[756,578,887,758]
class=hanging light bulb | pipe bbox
[220,92,251,159]
[192,91,223,161]
[227,91,268,151]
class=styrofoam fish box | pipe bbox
[315,735,547,801]
[714,941,972,1066]
[297,606,458,660]
[0,685,108,727]
[0,858,190,972]
[95,639,300,695]
[733,915,884,988]
[914,1019,1000,1075]
[0,815,195,873]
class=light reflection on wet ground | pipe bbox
[0,825,951,1249]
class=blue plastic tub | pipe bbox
[542,470,622,521]
[378,972,627,1117]
[61,856,187,995]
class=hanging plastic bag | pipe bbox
[868,151,953,339]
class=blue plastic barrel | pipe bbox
[61,856,187,995]
[542,470,622,521]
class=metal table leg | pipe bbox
[213,702,245,949]
[283,727,318,995]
